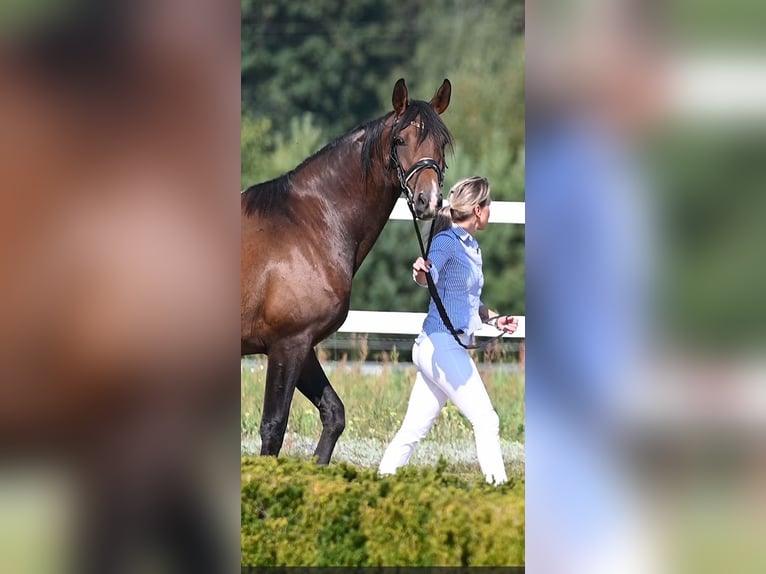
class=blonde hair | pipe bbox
[429,176,491,237]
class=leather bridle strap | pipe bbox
[405,200,476,349]
[391,147,443,209]
[408,207,509,352]
[389,123,509,351]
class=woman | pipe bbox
[378,176,518,484]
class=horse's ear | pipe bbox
[392,78,408,116]
[430,79,451,114]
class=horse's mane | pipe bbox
[242,99,453,217]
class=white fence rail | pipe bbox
[338,310,524,338]
[339,199,525,338]
[389,198,524,224]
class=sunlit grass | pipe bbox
[241,345,525,479]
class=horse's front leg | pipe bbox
[296,349,345,464]
[260,335,312,456]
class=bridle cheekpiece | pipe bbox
[389,119,445,210]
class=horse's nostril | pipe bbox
[437,194,443,209]
[416,192,428,207]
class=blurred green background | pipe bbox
[241,0,525,317]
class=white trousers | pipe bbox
[378,332,508,484]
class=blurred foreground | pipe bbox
[0,1,239,572]
[527,0,766,573]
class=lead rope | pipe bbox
[404,199,508,351]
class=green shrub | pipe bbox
[241,457,524,566]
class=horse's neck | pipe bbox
[350,179,399,273]
[292,139,398,274]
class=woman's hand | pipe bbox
[412,257,432,286]
[494,315,519,334]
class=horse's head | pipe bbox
[390,78,452,220]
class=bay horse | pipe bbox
[241,78,453,463]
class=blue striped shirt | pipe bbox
[421,223,485,338]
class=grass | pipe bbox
[241,342,525,481]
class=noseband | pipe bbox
[389,120,445,209]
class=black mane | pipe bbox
[242,100,453,217]
[241,176,293,216]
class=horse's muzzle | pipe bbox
[415,190,442,219]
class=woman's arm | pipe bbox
[479,304,499,323]
[412,257,431,287]
[480,305,519,334]
[411,233,453,287]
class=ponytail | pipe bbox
[428,205,453,238]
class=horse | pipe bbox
[241,78,453,464]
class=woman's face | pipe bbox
[476,196,491,230]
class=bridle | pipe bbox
[389,119,446,210]
[389,118,507,351]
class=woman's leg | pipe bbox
[420,333,508,484]
[378,342,447,475]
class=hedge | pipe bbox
[241,457,524,566]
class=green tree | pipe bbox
[242,0,419,137]
[242,112,325,187]
[240,114,273,187]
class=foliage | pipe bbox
[385,0,526,198]
[241,456,525,566]
[242,0,419,137]
[240,115,273,188]
[241,112,325,186]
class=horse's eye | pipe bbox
[393,136,406,146]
